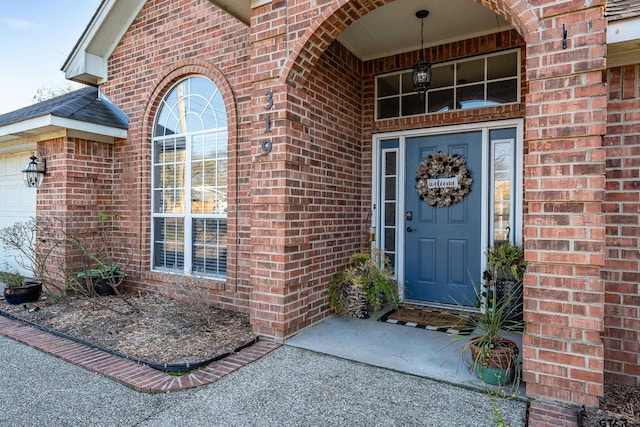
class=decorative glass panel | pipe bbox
[456,84,486,109]
[153,218,185,271]
[384,202,396,226]
[401,73,415,94]
[402,93,426,116]
[381,148,398,272]
[153,137,186,214]
[487,80,518,104]
[492,141,512,243]
[430,64,454,89]
[377,75,400,97]
[487,51,518,80]
[457,58,484,84]
[428,89,454,113]
[377,98,399,119]
[385,151,396,174]
[192,219,227,276]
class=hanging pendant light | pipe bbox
[412,10,432,100]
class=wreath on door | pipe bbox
[415,152,472,207]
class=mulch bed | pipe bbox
[0,292,255,365]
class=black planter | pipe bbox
[495,279,523,327]
[4,280,43,305]
[93,278,116,296]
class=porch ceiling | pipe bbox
[215,0,512,60]
[335,0,512,61]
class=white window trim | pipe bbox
[150,78,228,279]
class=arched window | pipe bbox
[152,76,227,277]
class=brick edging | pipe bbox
[528,400,580,427]
[0,316,280,392]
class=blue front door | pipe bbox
[404,132,483,306]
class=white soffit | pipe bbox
[62,0,147,86]
[210,0,250,23]
[336,0,512,61]
[607,17,640,68]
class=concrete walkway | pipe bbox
[0,329,528,427]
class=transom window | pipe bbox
[152,76,228,277]
[376,50,519,120]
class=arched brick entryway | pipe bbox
[249,0,607,408]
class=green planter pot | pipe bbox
[469,336,519,386]
[474,364,516,386]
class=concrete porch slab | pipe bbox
[286,312,525,396]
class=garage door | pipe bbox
[0,152,37,276]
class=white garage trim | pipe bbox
[0,151,37,277]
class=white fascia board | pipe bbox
[0,141,37,155]
[63,0,146,85]
[0,115,127,140]
[607,17,640,44]
[50,116,127,139]
[607,17,640,68]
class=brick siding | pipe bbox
[100,0,251,312]
[603,63,640,385]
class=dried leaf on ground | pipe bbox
[585,382,640,426]
[2,293,255,364]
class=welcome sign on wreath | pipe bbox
[415,152,472,207]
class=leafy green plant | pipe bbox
[328,250,399,319]
[0,270,25,288]
[467,279,523,358]
[486,241,526,282]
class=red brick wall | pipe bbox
[603,63,640,385]
[36,136,117,288]
[272,0,607,409]
[248,40,366,338]
[522,3,607,407]
[99,0,251,312]
[48,0,612,412]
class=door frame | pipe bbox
[371,119,524,303]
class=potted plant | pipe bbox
[328,250,399,319]
[466,282,523,385]
[0,219,47,302]
[1,270,43,305]
[77,263,126,296]
[464,241,526,386]
[485,241,526,327]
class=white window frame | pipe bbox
[151,77,228,279]
[371,119,524,300]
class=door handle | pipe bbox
[406,227,414,232]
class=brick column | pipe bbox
[36,135,116,290]
[602,64,640,385]
[248,1,293,341]
[522,3,607,406]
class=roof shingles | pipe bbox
[0,87,128,130]
[606,0,640,21]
